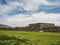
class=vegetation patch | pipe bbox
[0,30,60,45]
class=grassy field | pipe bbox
[0,30,60,45]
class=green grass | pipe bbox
[0,30,60,45]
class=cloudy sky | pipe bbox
[0,0,60,27]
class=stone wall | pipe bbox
[28,23,55,31]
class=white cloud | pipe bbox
[0,0,55,15]
[0,0,59,16]
[0,4,17,16]
[48,0,60,5]
[4,12,60,27]
[7,14,28,22]
[0,0,60,27]
[21,0,55,11]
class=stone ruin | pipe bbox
[25,23,60,32]
[0,23,60,32]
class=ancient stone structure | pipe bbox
[26,23,60,32]
[0,23,60,32]
[15,27,26,31]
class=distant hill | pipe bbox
[0,24,11,29]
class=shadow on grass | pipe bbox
[0,35,41,45]
[0,35,30,45]
[1,35,59,45]
[51,41,60,45]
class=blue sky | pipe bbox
[0,0,60,27]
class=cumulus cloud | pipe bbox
[48,0,60,5]
[0,0,56,16]
[3,12,60,27]
[0,0,60,27]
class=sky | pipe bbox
[0,0,60,27]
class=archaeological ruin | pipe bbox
[26,23,60,32]
[0,23,60,32]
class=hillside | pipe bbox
[0,30,60,45]
[0,24,11,28]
